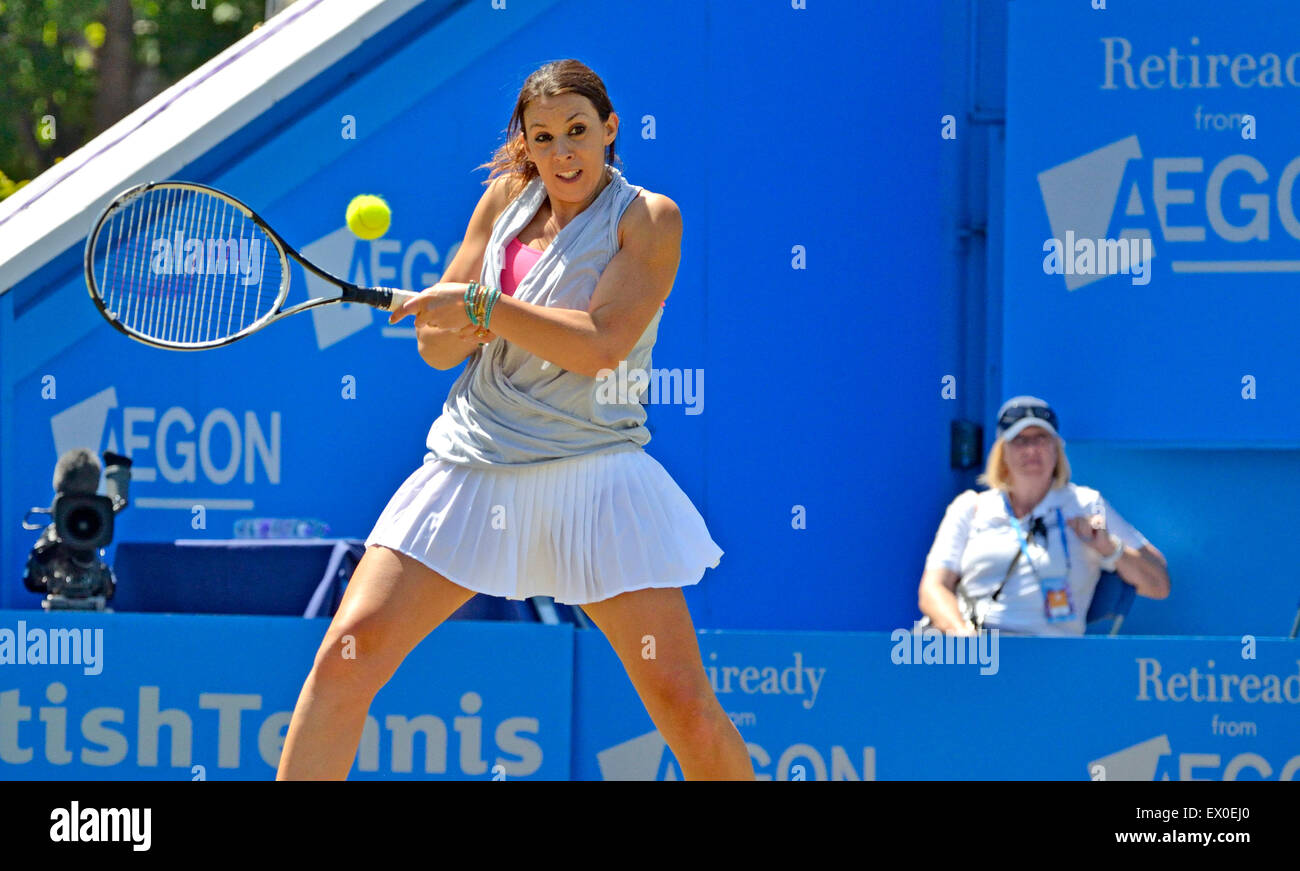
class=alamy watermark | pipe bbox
[1042,232,1153,286]
[150,233,264,285]
[49,802,150,851]
[595,360,704,414]
[0,620,103,675]
[890,621,1000,675]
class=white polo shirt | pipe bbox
[924,483,1150,636]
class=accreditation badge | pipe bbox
[1040,575,1075,623]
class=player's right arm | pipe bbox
[417,176,513,370]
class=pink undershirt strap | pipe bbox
[500,236,666,306]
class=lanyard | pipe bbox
[1001,493,1072,575]
[1055,508,1072,572]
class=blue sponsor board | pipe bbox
[0,610,572,780]
[1004,0,1300,442]
[4,612,1294,781]
[573,628,1300,780]
[574,629,877,781]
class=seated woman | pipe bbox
[919,396,1170,636]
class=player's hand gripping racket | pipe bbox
[84,180,418,350]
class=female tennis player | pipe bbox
[276,60,754,780]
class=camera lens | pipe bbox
[67,506,101,541]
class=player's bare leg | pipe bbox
[581,587,755,780]
[276,546,474,780]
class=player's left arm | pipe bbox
[441,194,681,378]
[586,193,681,367]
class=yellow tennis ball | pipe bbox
[345,194,391,240]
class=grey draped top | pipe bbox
[425,164,663,467]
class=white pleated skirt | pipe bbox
[363,446,724,605]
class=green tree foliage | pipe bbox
[0,0,266,200]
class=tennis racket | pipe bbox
[84,180,418,350]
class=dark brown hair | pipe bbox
[477,59,621,198]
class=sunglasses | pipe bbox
[998,404,1058,434]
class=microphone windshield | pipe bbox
[52,449,101,495]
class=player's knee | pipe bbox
[643,669,716,721]
[310,619,401,695]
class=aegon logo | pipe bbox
[299,227,448,350]
[50,386,280,488]
[596,729,873,781]
[1089,734,1300,781]
[1037,135,1300,289]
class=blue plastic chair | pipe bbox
[1086,571,1136,636]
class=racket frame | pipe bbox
[84,179,414,351]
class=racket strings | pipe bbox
[90,186,285,346]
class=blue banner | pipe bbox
[1004,0,1300,442]
[573,628,1300,780]
[0,610,572,780]
[6,612,1295,780]
[573,628,875,781]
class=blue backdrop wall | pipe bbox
[0,0,949,630]
[4,0,1296,637]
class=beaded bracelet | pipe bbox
[484,287,501,329]
[472,285,488,326]
[464,281,480,326]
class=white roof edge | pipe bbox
[0,0,426,296]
